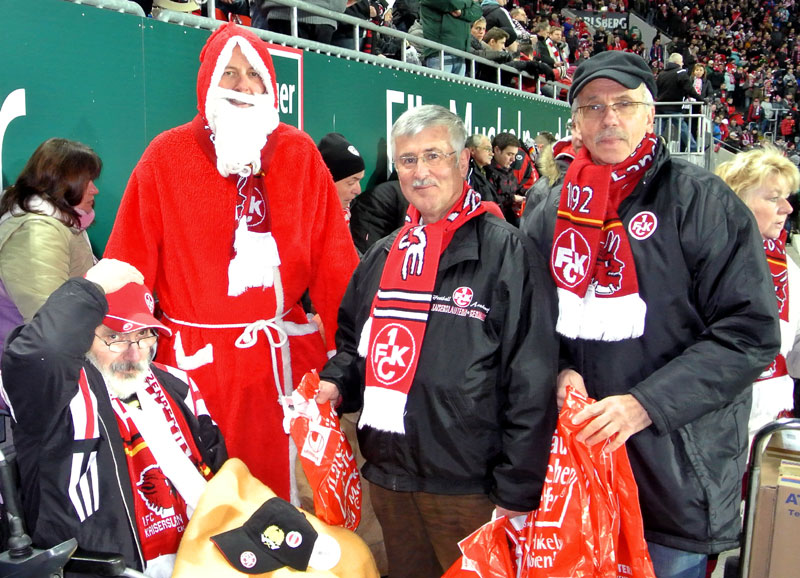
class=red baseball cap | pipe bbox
[103,282,172,336]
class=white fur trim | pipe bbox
[227,221,281,296]
[555,286,646,341]
[173,331,214,371]
[553,289,585,339]
[357,317,372,358]
[205,36,276,127]
[358,386,407,434]
[579,287,646,340]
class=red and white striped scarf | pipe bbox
[358,184,497,433]
[111,370,213,572]
[549,134,658,340]
[758,231,790,381]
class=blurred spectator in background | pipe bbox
[317,133,366,224]
[260,0,346,44]
[466,133,499,202]
[420,0,482,74]
[481,0,517,49]
[484,132,525,226]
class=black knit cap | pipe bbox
[317,133,365,183]
[568,51,657,105]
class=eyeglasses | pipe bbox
[576,101,649,120]
[477,146,493,152]
[95,331,157,353]
[395,150,457,171]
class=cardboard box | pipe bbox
[748,437,800,577]
[767,465,800,577]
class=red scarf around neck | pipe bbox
[759,231,790,380]
[549,133,659,341]
[111,370,213,570]
[192,116,282,296]
[358,184,497,434]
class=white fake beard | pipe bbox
[86,351,150,401]
[206,87,279,178]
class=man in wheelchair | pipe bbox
[1,258,227,577]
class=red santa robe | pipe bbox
[105,23,358,502]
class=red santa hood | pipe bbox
[196,22,279,124]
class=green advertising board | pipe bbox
[0,0,569,252]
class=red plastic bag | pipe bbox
[284,371,361,530]
[442,515,526,578]
[524,387,655,578]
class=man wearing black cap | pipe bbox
[1,258,227,577]
[317,133,366,222]
[523,50,779,578]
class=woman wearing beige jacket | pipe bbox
[0,138,101,352]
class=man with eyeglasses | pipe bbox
[314,104,558,578]
[465,133,498,203]
[523,51,779,578]
[1,258,227,576]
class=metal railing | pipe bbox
[654,101,713,168]
[141,0,572,103]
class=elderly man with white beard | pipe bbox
[105,23,358,503]
[1,258,227,577]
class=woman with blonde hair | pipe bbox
[716,145,800,439]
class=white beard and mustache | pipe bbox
[205,86,280,178]
[86,351,150,401]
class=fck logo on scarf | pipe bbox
[553,229,591,287]
[370,324,416,385]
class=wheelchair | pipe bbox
[0,407,146,578]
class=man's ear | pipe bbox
[459,148,471,178]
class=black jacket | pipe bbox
[321,210,558,512]
[481,2,517,47]
[349,180,409,254]
[523,141,780,554]
[2,279,227,575]
[466,158,498,204]
[656,62,702,113]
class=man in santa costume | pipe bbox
[105,23,358,502]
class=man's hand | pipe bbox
[572,394,652,453]
[556,368,587,410]
[315,380,341,406]
[450,9,462,17]
[85,259,144,295]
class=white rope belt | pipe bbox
[160,310,319,400]
[160,311,293,349]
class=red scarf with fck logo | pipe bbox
[192,117,281,297]
[550,134,658,341]
[358,184,494,434]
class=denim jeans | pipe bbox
[424,54,465,76]
[647,542,708,578]
[658,117,698,153]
